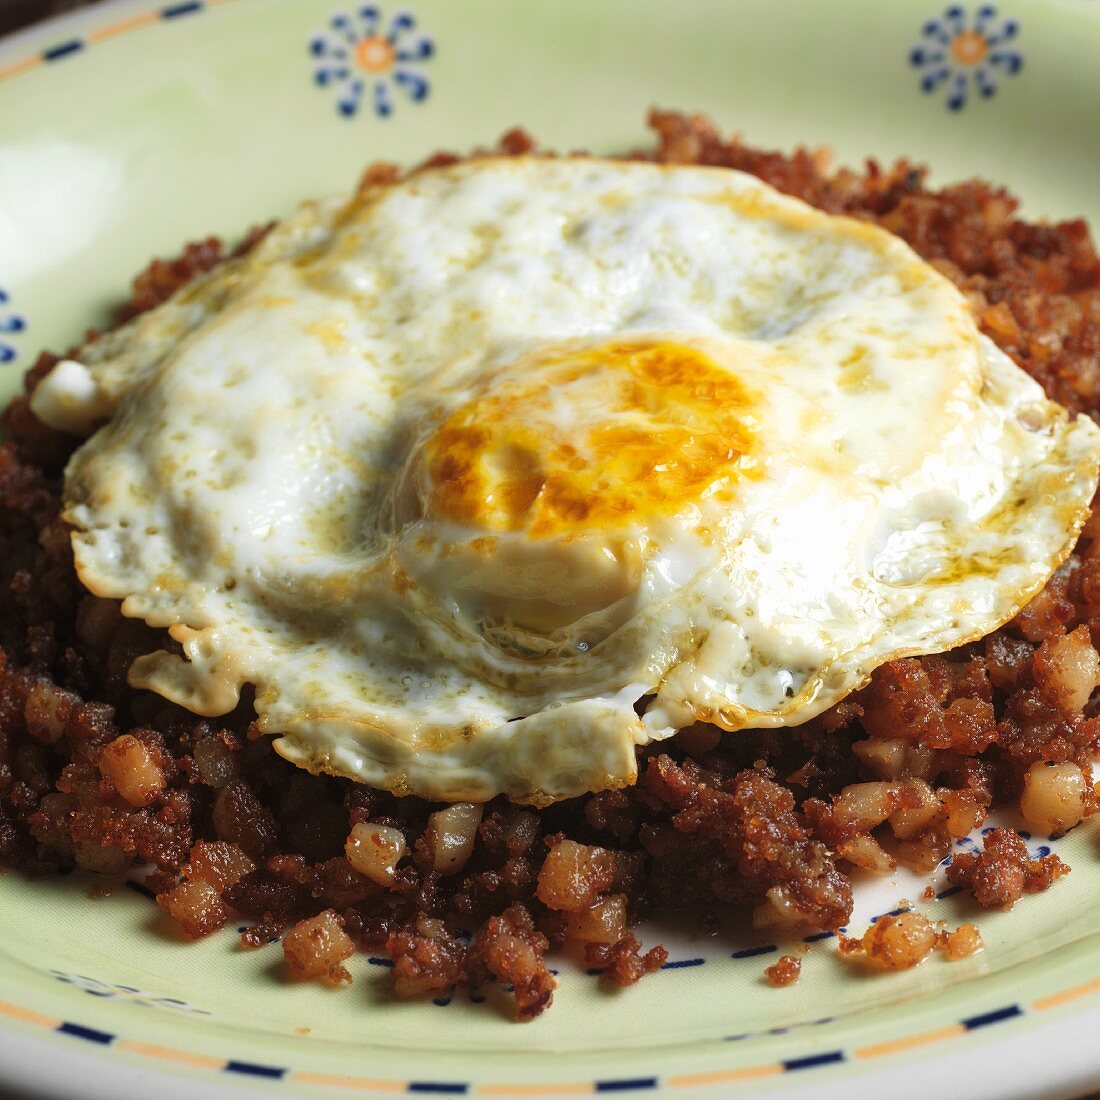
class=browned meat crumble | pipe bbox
[1,110,1098,1020]
[837,912,985,971]
[946,827,1070,907]
[764,955,802,987]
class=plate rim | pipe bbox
[2,0,1100,1097]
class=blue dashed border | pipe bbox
[0,0,215,84]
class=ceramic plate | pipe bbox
[2,1,1099,1097]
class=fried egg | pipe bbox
[39,157,1100,804]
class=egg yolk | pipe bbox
[398,340,759,646]
[423,339,758,537]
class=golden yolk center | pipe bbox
[422,340,757,537]
[951,30,989,65]
[356,36,395,73]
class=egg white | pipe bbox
[45,157,1100,803]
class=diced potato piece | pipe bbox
[564,895,628,945]
[98,735,165,807]
[158,878,228,939]
[282,910,354,986]
[186,840,255,891]
[1033,626,1100,712]
[426,803,483,875]
[345,822,406,885]
[536,839,615,912]
[1020,761,1088,837]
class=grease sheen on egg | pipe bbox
[49,157,1100,804]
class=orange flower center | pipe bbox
[951,30,989,66]
[355,35,395,74]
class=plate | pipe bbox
[1,1,1099,1097]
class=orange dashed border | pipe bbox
[853,1024,966,1060]
[0,0,247,85]
[85,10,160,44]
[0,1001,60,1030]
[0,978,1095,1094]
[666,1064,785,1088]
[115,1040,225,1069]
[1032,976,1100,1013]
[293,1073,410,1093]
[477,1085,595,1096]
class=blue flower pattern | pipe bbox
[0,288,25,364]
[910,5,1023,111]
[310,6,433,119]
[51,970,211,1015]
